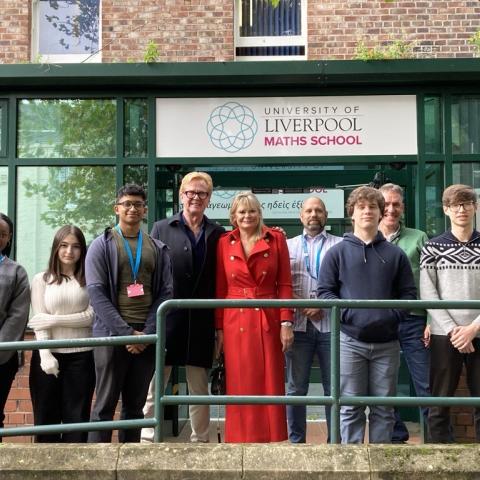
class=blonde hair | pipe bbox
[179,171,213,195]
[229,191,264,239]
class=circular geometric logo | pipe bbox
[207,102,258,153]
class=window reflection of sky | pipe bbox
[39,1,99,55]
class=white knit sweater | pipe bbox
[29,272,93,353]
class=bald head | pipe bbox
[300,196,328,236]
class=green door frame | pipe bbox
[2,59,480,257]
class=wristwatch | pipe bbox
[281,321,293,328]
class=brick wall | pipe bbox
[307,0,480,59]
[1,1,479,63]
[102,0,234,62]
[0,1,30,63]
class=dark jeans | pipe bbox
[29,349,95,442]
[0,353,19,441]
[285,321,331,443]
[88,344,155,443]
[428,334,480,443]
[392,315,430,442]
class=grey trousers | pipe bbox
[340,332,400,444]
[88,344,155,443]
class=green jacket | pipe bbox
[390,224,428,317]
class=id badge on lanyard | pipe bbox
[115,226,145,298]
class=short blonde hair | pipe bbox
[179,171,213,195]
[229,191,264,239]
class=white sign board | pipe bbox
[205,190,345,220]
[156,95,417,157]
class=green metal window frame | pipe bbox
[0,99,7,158]
[1,59,480,251]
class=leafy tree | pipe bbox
[20,99,117,237]
[23,166,116,237]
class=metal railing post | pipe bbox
[330,306,341,444]
[154,303,166,442]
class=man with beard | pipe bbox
[285,196,342,443]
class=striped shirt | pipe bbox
[287,230,343,332]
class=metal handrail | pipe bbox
[1,298,480,442]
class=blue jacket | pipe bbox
[317,232,416,343]
[85,227,173,337]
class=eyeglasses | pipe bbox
[116,201,146,210]
[448,201,476,212]
[183,190,209,200]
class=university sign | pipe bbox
[156,95,417,157]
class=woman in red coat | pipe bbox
[215,191,294,443]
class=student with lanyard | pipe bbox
[285,197,342,443]
[85,184,173,443]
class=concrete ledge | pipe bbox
[118,444,243,480]
[1,444,480,480]
[0,444,119,480]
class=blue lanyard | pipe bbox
[115,226,143,283]
[0,255,5,265]
[302,235,325,280]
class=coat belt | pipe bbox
[227,287,276,299]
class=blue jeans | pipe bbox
[340,332,400,444]
[285,321,331,443]
[392,315,430,442]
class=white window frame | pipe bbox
[31,0,102,63]
[234,0,307,61]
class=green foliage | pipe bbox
[269,0,280,6]
[468,30,480,56]
[23,166,116,237]
[143,40,160,63]
[18,99,116,158]
[19,99,117,236]
[354,40,413,61]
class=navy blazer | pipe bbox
[151,212,224,368]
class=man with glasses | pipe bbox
[141,172,224,443]
[420,184,480,443]
[378,183,430,443]
[86,183,173,442]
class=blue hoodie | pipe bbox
[317,232,416,343]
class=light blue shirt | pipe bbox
[287,230,342,332]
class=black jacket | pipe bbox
[151,212,224,368]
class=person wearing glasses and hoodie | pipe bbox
[420,184,480,443]
[317,186,416,444]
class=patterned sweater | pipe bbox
[420,230,480,337]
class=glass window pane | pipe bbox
[38,0,100,56]
[425,163,445,237]
[124,99,148,158]
[453,162,480,229]
[0,167,7,214]
[17,166,116,278]
[17,99,116,158]
[124,164,148,229]
[424,96,442,154]
[452,96,480,154]
[239,0,302,37]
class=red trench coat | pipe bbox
[215,227,293,443]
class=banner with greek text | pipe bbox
[156,95,417,158]
[205,190,345,219]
